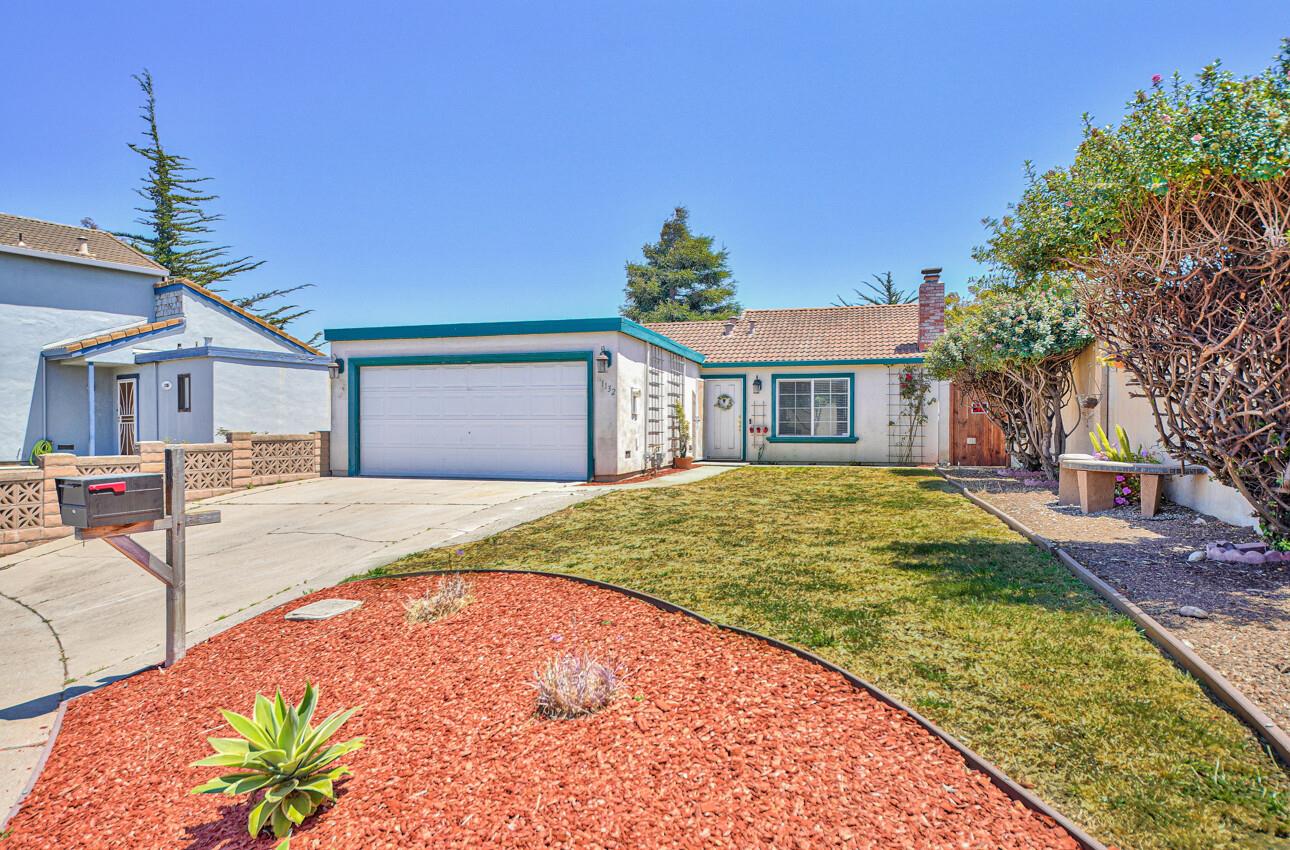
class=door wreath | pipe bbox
[715,393,735,411]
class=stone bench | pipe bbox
[1057,453,1206,518]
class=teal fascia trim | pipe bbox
[324,317,706,364]
[345,351,595,480]
[700,373,747,461]
[770,372,857,442]
[703,357,921,369]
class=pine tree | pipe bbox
[834,271,914,306]
[119,70,316,336]
[621,207,740,323]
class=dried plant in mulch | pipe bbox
[404,574,472,623]
[532,648,624,719]
[1079,175,1290,542]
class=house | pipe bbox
[0,213,332,462]
[325,269,964,481]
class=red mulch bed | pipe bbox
[5,573,1081,849]
[579,467,688,486]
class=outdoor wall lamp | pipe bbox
[596,347,612,373]
[752,376,763,394]
[328,359,345,379]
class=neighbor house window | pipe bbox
[776,377,850,437]
[177,373,192,412]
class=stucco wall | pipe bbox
[1061,344,1256,527]
[149,288,305,353]
[610,336,703,476]
[153,358,215,444]
[329,331,656,478]
[0,252,160,460]
[698,364,946,465]
[212,360,330,434]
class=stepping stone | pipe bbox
[1177,605,1210,619]
[286,599,362,621]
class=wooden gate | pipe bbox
[949,383,1008,466]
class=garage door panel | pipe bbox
[359,361,588,480]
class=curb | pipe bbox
[381,567,1107,850]
[937,471,1290,768]
[1,701,67,832]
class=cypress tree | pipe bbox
[120,70,315,335]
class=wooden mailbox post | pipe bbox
[73,447,220,666]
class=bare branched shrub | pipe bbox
[1078,176,1290,540]
[532,650,623,719]
[404,575,472,623]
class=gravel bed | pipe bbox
[4,572,1081,849]
[942,466,1290,732]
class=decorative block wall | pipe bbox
[0,431,327,558]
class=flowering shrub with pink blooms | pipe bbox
[981,40,1290,278]
[975,39,1290,544]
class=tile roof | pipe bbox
[61,318,185,353]
[647,304,922,364]
[160,279,324,356]
[0,212,167,271]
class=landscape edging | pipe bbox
[383,567,1107,850]
[937,471,1290,768]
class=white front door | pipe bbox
[115,377,139,455]
[358,362,588,480]
[703,378,743,460]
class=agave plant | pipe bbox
[190,684,364,848]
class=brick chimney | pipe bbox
[917,267,945,351]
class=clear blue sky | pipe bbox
[2,3,1285,339]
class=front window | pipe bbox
[777,377,849,437]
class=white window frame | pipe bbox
[774,375,852,439]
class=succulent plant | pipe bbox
[190,684,364,848]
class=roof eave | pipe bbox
[699,356,925,368]
[324,317,706,364]
[0,242,168,276]
[42,319,187,360]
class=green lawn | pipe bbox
[377,467,1289,850]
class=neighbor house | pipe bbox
[0,213,332,462]
[325,268,981,481]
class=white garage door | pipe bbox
[359,362,588,480]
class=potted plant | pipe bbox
[672,400,694,468]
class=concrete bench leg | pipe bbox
[1077,469,1116,514]
[1058,465,1080,506]
[1140,474,1164,518]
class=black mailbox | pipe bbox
[56,473,165,528]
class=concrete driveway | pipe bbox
[0,475,592,815]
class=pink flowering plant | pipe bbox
[981,40,1290,278]
[1090,425,1161,507]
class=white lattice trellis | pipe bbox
[0,479,43,531]
[252,439,316,477]
[887,366,929,464]
[185,448,234,491]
